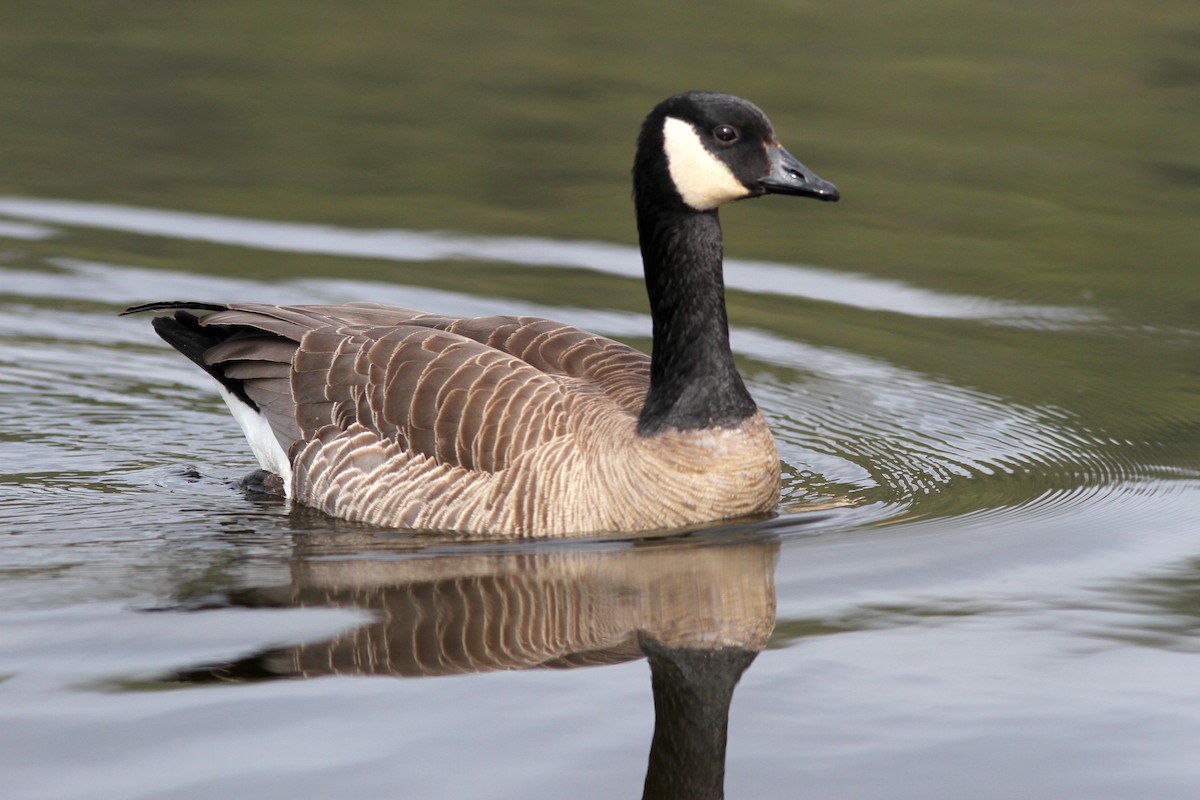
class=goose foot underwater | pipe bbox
[126,91,838,537]
[237,468,286,496]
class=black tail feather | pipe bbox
[121,301,228,316]
[151,312,217,374]
[137,306,259,411]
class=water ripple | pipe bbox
[0,196,1102,326]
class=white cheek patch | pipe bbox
[662,116,751,211]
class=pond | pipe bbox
[2,2,1198,798]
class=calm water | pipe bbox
[2,2,1199,798]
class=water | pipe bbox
[2,2,1199,798]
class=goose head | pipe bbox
[634,91,839,213]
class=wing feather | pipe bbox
[145,302,651,475]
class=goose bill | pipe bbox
[758,146,840,201]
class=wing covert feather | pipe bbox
[291,323,601,472]
[193,303,651,473]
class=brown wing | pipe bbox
[192,303,650,473]
[439,314,651,414]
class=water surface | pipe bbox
[2,2,1199,798]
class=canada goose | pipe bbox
[126,91,838,536]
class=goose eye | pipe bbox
[713,124,739,144]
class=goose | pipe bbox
[125,91,839,536]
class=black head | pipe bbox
[634,91,839,212]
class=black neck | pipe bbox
[639,635,758,800]
[634,201,756,435]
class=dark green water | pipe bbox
[1,3,1198,798]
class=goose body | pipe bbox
[128,92,838,536]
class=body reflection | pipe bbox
[171,532,779,799]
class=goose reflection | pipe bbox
[169,531,779,799]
